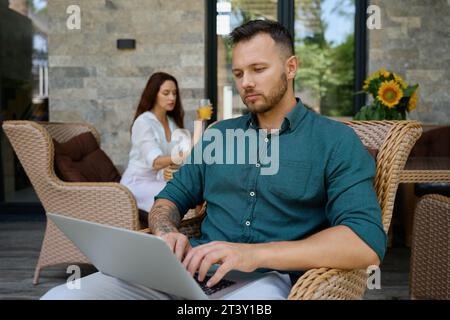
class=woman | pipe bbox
[121,72,189,214]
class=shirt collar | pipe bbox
[147,111,175,125]
[245,98,307,133]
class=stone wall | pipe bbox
[47,0,205,167]
[368,0,450,124]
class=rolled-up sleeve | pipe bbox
[132,118,163,168]
[155,140,206,217]
[325,128,387,261]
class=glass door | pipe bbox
[294,0,356,117]
[1,0,48,208]
[214,0,358,120]
[216,0,279,121]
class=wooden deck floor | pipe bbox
[0,213,411,300]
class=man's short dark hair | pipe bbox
[229,19,295,59]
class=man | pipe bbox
[42,20,386,300]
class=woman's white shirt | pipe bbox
[121,111,190,211]
[125,111,188,180]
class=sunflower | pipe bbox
[377,80,403,108]
[363,72,379,91]
[379,69,391,78]
[408,89,418,112]
[393,73,408,89]
[363,79,370,91]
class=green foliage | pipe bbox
[26,0,47,14]
[294,0,355,117]
[231,0,277,22]
[354,69,419,120]
[354,103,406,121]
[227,0,357,117]
[404,84,419,98]
[296,34,355,116]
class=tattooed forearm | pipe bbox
[148,200,181,236]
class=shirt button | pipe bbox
[256,163,261,168]
[245,221,251,227]
[250,191,255,197]
[264,138,269,143]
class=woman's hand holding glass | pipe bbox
[197,99,213,121]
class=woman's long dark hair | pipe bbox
[132,72,185,129]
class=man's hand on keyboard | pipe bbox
[182,241,259,287]
[159,232,192,261]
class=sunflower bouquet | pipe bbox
[354,69,419,120]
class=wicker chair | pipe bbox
[410,194,450,299]
[174,120,422,299]
[2,120,144,285]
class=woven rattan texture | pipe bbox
[3,121,141,284]
[410,194,449,299]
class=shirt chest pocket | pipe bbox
[206,164,253,194]
[265,160,312,199]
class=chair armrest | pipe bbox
[288,267,367,300]
[179,213,205,238]
[178,203,207,238]
[44,181,140,230]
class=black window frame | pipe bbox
[354,0,368,113]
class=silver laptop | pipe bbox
[47,212,264,300]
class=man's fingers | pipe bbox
[186,249,206,277]
[174,236,188,261]
[161,236,176,252]
[182,242,192,261]
[197,251,222,282]
[182,249,194,269]
[185,246,217,277]
[207,263,233,288]
[160,234,189,261]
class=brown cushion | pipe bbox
[366,147,379,160]
[410,126,450,157]
[53,132,121,183]
[138,209,149,227]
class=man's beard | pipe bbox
[243,72,288,114]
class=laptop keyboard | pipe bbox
[194,273,236,296]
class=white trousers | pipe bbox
[120,166,167,212]
[40,271,292,300]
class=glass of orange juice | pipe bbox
[198,99,213,120]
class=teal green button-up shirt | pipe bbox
[156,99,387,264]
